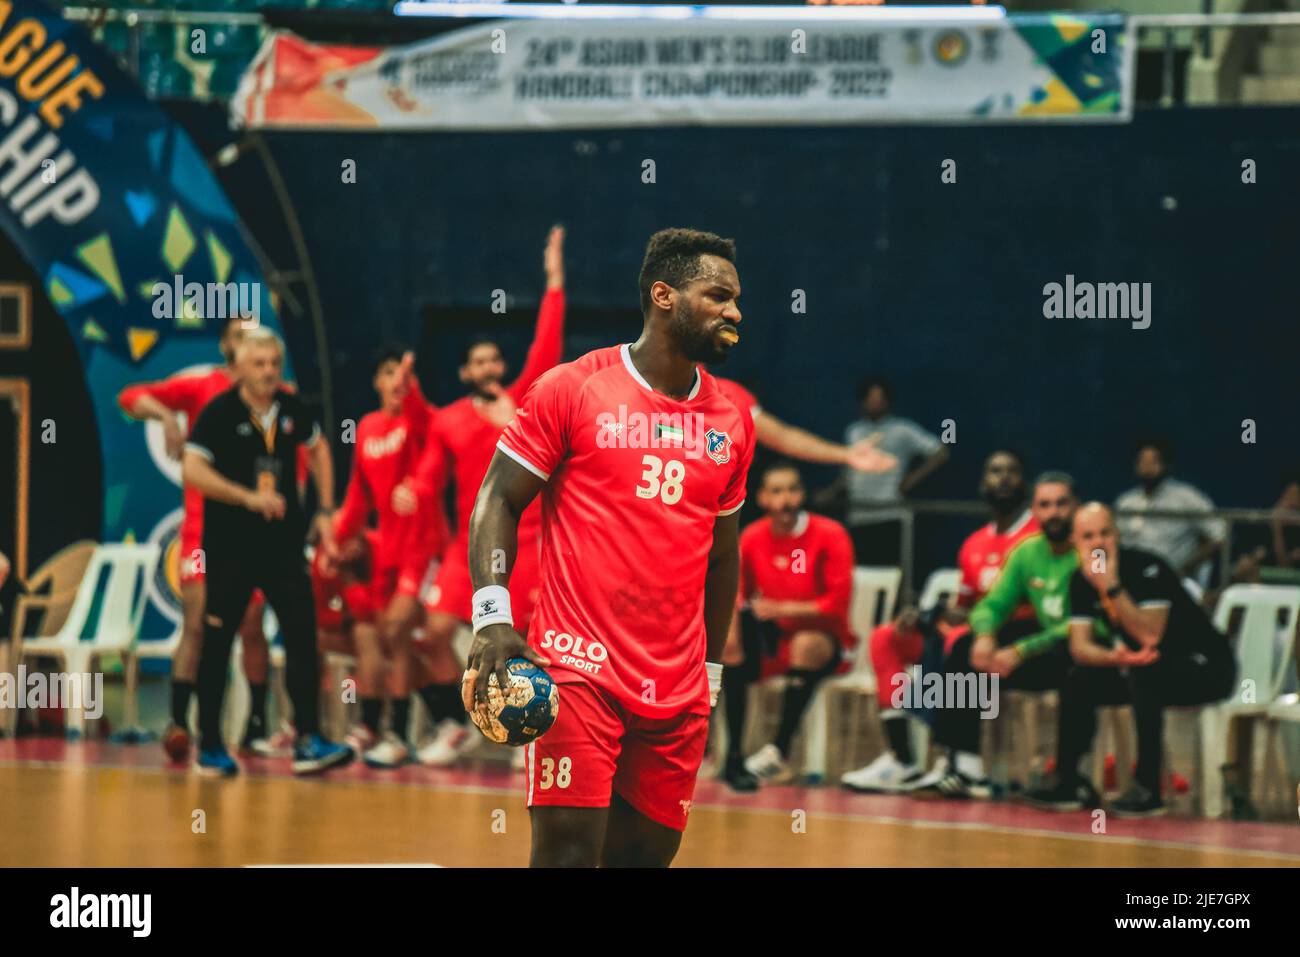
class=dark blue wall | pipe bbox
[193,105,1300,571]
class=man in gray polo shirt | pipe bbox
[837,376,948,565]
[1115,435,1225,587]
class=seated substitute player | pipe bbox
[311,532,385,752]
[182,327,352,776]
[402,225,566,767]
[842,449,1037,793]
[719,461,854,791]
[1025,503,1236,816]
[331,347,445,768]
[118,315,277,761]
[465,228,752,867]
[906,472,1080,799]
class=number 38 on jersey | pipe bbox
[635,454,686,505]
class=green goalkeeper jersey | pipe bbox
[968,532,1078,659]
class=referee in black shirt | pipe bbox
[1026,502,1235,816]
[182,327,353,776]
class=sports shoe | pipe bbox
[1110,782,1167,818]
[162,722,191,764]
[1022,776,1101,812]
[345,723,377,754]
[292,734,354,775]
[363,731,411,769]
[416,718,482,767]
[841,752,922,793]
[744,743,794,783]
[900,754,951,792]
[243,722,295,758]
[910,767,992,800]
[723,754,760,792]
[195,746,238,778]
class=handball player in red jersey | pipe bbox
[399,226,566,767]
[331,348,447,765]
[466,228,752,867]
[118,316,280,761]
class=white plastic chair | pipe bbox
[801,566,903,779]
[16,543,159,737]
[1199,584,1300,817]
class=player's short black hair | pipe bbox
[760,459,803,487]
[1033,470,1076,495]
[461,336,501,366]
[856,375,893,405]
[372,342,406,374]
[637,228,737,313]
[1133,433,1175,467]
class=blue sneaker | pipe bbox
[196,746,239,778]
[292,734,354,775]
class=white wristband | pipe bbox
[706,661,724,708]
[471,585,514,634]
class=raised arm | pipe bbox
[509,226,567,399]
[119,376,198,460]
[755,412,897,473]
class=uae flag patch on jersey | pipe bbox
[655,422,685,445]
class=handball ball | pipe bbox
[469,658,560,746]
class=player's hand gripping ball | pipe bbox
[464,658,560,746]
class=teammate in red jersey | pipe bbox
[311,532,385,752]
[332,346,447,767]
[401,226,566,767]
[467,228,752,867]
[720,461,855,791]
[714,377,896,474]
[840,449,1037,793]
[118,316,277,761]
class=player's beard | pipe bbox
[1042,516,1072,543]
[670,300,729,366]
[984,487,1025,517]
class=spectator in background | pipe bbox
[1115,435,1224,588]
[1269,471,1300,568]
[816,376,948,566]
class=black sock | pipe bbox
[171,680,195,728]
[883,714,914,765]
[361,698,382,734]
[722,665,750,761]
[418,683,465,726]
[773,669,822,758]
[248,683,268,733]
[391,698,411,741]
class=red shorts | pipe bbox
[370,556,436,615]
[425,534,541,635]
[178,493,204,585]
[525,678,709,832]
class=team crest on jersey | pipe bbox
[705,428,732,465]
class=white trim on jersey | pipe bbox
[184,442,214,461]
[496,440,550,481]
[526,742,536,806]
[620,343,701,400]
[719,499,746,516]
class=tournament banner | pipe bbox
[232,9,1131,130]
[0,0,289,635]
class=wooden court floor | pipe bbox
[2,741,1298,867]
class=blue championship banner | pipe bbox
[0,0,288,635]
[235,6,1132,129]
